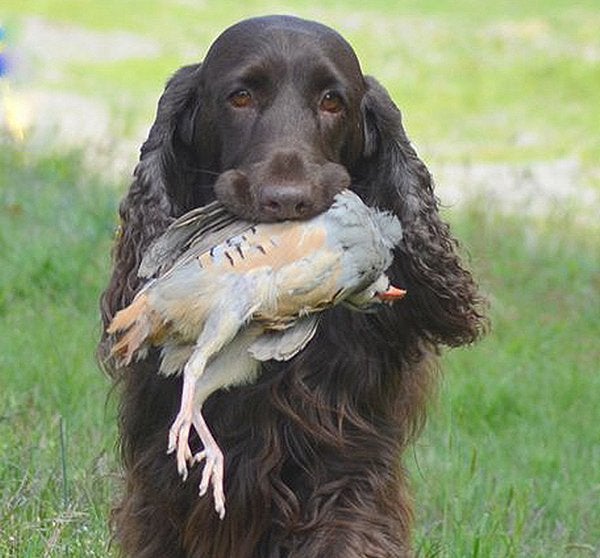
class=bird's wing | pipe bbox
[248,315,320,362]
[139,201,254,278]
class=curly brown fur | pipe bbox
[99,15,485,558]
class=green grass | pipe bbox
[412,207,600,556]
[0,147,118,556]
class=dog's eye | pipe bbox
[320,91,344,114]
[228,89,253,109]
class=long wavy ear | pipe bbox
[98,63,203,368]
[358,76,486,347]
[137,63,207,211]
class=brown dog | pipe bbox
[99,15,485,557]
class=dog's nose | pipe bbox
[259,185,315,220]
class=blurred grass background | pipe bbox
[1,1,598,556]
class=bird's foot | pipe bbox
[167,410,195,482]
[192,410,226,519]
[168,405,226,519]
[193,444,225,519]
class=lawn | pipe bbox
[1,1,598,556]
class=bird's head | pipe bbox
[344,274,406,310]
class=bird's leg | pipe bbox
[192,407,225,519]
[167,310,247,484]
[183,327,262,519]
[167,355,207,481]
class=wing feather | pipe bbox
[139,201,254,278]
[248,316,319,362]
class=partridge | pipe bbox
[107,189,406,518]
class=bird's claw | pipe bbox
[167,413,226,519]
[167,413,194,481]
[193,447,226,519]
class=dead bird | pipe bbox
[107,189,406,519]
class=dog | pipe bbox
[99,15,485,557]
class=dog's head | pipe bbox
[202,16,368,221]
[105,15,485,353]
[151,16,369,221]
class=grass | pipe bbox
[1,1,599,555]
[0,147,118,556]
[412,207,600,556]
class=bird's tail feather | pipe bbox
[107,293,152,366]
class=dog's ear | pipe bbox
[359,76,486,347]
[99,64,204,360]
[136,63,204,211]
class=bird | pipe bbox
[107,189,406,519]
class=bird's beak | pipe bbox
[376,285,407,302]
